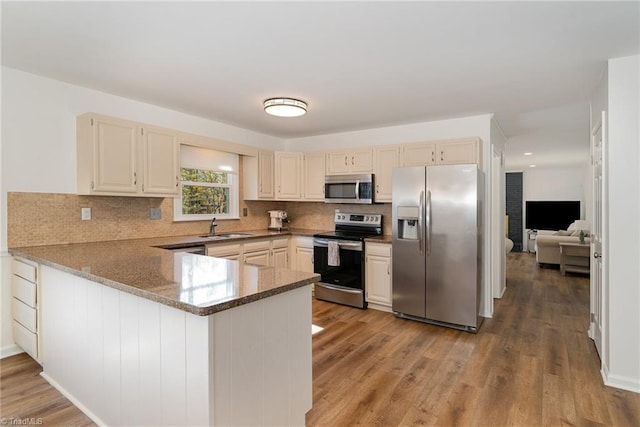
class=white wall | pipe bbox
[519,165,588,247]
[490,117,507,300]
[0,67,285,354]
[605,54,640,392]
[284,114,492,152]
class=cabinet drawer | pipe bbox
[12,258,37,283]
[207,243,241,257]
[366,243,391,257]
[12,275,37,307]
[13,298,37,332]
[13,320,38,360]
[244,239,271,253]
[271,238,289,249]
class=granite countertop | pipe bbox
[9,229,326,316]
[365,234,392,244]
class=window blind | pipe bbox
[180,145,239,173]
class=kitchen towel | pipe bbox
[328,241,340,267]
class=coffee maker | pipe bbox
[268,210,289,231]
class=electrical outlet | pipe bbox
[150,207,162,220]
[243,207,248,217]
[81,207,91,220]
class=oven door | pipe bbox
[313,238,366,308]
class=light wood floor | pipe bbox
[2,252,639,426]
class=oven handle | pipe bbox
[317,282,363,294]
[313,238,363,251]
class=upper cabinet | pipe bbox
[141,125,180,194]
[243,151,275,200]
[303,152,325,201]
[77,113,179,197]
[373,145,401,203]
[326,148,373,175]
[275,152,302,200]
[401,138,481,169]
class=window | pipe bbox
[174,145,239,221]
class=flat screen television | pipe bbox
[525,201,580,231]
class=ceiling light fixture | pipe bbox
[263,98,307,117]
[529,164,537,168]
[524,152,533,156]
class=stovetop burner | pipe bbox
[313,212,382,241]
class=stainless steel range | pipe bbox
[313,212,383,308]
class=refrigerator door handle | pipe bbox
[418,190,424,255]
[426,190,432,256]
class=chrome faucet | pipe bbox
[209,217,217,235]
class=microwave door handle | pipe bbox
[355,180,360,200]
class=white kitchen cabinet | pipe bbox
[373,145,401,203]
[244,250,270,267]
[326,148,373,175]
[402,142,436,166]
[11,257,41,362]
[243,151,275,200]
[275,152,302,200]
[437,138,481,166]
[401,138,481,168]
[271,238,290,269]
[303,152,325,201]
[141,125,180,195]
[77,113,179,197]
[292,237,315,273]
[206,243,241,259]
[365,243,392,311]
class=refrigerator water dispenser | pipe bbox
[397,206,419,240]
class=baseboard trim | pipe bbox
[1,344,23,359]
[367,302,392,313]
[602,365,640,393]
[40,372,107,427]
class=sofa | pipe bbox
[535,220,590,265]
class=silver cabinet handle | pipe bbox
[133,172,137,185]
[344,156,348,166]
[351,156,354,165]
[440,151,444,162]
[176,176,179,187]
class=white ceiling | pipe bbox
[2,1,638,168]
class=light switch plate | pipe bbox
[81,207,91,220]
[243,207,248,217]
[150,207,162,220]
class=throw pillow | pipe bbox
[571,229,583,237]
[556,230,573,236]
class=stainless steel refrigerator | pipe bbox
[392,164,484,332]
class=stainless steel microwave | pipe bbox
[324,174,375,204]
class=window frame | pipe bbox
[173,166,240,222]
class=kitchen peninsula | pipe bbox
[9,235,319,427]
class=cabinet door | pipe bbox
[350,149,373,173]
[275,152,302,200]
[272,247,288,269]
[373,145,400,203]
[436,140,478,165]
[365,254,392,306]
[92,116,138,193]
[142,126,179,195]
[402,143,436,167]
[326,151,350,175]
[259,151,275,198]
[244,250,270,267]
[303,152,325,201]
[295,247,314,273]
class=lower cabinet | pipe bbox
[365,242,392,312]
[11,257,41,362]
[207,237,290,268]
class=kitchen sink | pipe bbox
[199,233,254,240]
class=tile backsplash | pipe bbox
[7,192,284,247]
[7,192,391,248]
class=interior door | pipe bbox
[590,112,605,359]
